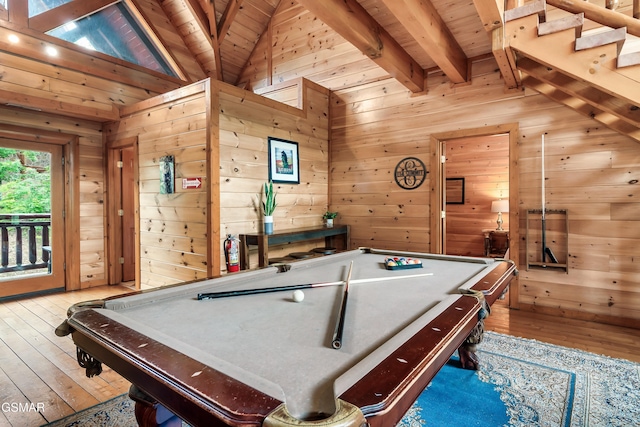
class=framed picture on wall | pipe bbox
[268,137,300,184]
[446,177,465,204]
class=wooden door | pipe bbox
[121,147,136,282]
[107,144,137,285]
[0,140,65,298]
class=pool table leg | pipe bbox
[458,319,484,370]
[458,342,480,370]
[129,385,182,427]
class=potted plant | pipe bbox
[323,211,338,228]
[262,181,277,234]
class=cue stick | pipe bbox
[332,261,353,350]
[196,272,433,300]
[541,133,546,262]
[540,133,558,264]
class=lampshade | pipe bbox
[491,199,509,213]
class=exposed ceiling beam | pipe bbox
[472,0,504,32]
[491,26,520,89]
[0,88,120,121]
[161,0,221,80]
[6,0,28,26]
[197,0,224,80]
[217,0,244,44]
[295,0,425,93]
[379,0,467,84]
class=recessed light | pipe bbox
[8,34,19,44]
[45,46,58,56]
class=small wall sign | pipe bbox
[182,177,202,189]
[394,157,427,190]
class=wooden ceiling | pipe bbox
[0,0,637,127]
[170,0,636,90]
[178,0,494,90]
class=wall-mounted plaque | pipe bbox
[394,157,427,190]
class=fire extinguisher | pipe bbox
[224,234,240,272]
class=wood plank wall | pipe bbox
[104,78,330,285]
[237,0,640,327]
[219,79,330,269]
[77,135,107,286]
[239,1,387,91]
[445,134,510,256]
[329,64,640,326]
[105,81,211,287]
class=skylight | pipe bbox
[29,0,72,17]
[46,1,178,78]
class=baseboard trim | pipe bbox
[517,303,640,330]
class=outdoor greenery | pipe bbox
[0,148,51,214]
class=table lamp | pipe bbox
[491,199,509,231]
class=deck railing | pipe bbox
[0,214,51,273]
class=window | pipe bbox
[29,0,72,17]
[46,1,178,77]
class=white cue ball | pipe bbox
[292,290,305,302]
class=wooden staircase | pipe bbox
[502,0,640,142]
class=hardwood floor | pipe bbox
[1,285,639,427]
[0,285,133,427]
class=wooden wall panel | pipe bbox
[78,135,106,286]
[238,2,385,91]
[104,78,330,284]
[106,85,210,288]
[218,79,330,269]
[0,26,182,121]
[328,61,640,325]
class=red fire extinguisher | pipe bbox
[224,234,240,272]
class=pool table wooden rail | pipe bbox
[63,295,485,427]
[57,250,517,427]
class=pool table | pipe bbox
[57,248,516,427]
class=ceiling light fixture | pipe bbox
[45,46,58,56]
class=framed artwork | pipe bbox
[159,155,175,194]
[268,137,300,184]
[446,177,465,204]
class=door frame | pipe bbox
[0,124,79,296]
[430,123,520,307]
[106,137,140,288]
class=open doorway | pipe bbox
[443,133,510,256]
[430,124,520,307]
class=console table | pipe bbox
[239,225,350,269]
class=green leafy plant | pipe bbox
[262,181,277,216]
[323,211,338,219]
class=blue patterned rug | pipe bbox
[43,332,640,427]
